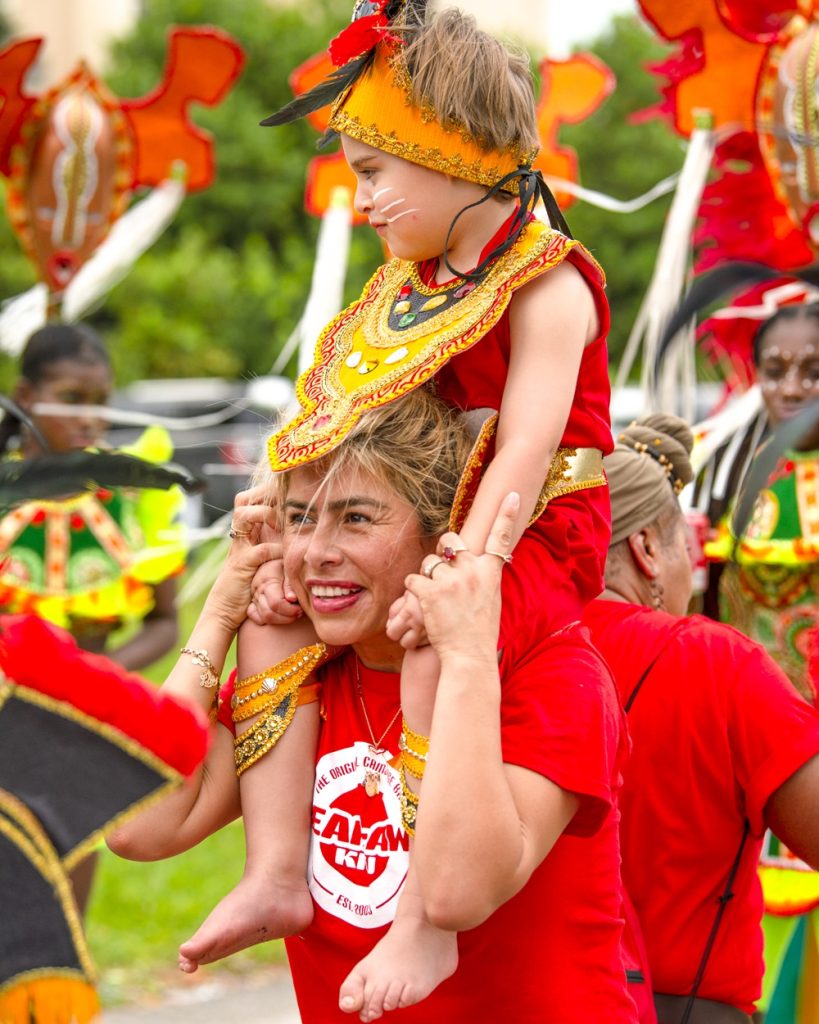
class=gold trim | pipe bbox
[327,44,532,193]
[4,684,182,870]
[270,221,587,471]
[0,787,97,985]
[531,446,606,522]
[449,415,605,531]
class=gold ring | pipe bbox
[484,549,512,565]
[422,557,446,579]
[229,527,251,540]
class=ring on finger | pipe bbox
[229,528,251,540]
[484,549,513,565]
[441,543,465,562]
[422,557,447,579]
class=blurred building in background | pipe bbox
[2,0,141,85]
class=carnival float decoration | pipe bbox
[635,4,819,1019]
[0,26,245,347]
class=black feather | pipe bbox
[260,52,373,127]
[653,261,819,388]
[730,398,819,546]
[0,394,50,453]
[0,450,205,513]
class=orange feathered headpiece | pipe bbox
[326,43,533,193]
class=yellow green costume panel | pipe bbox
[0,426,185,628]
[707,450,819,1021]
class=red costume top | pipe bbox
[428,215,614,637]
[583,600,819,1013]
[268,213,613,638]
[279,634,636,1023]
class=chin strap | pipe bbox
[442,166,573,282]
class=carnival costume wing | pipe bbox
[0,613,210,1022]
[0,449,204,513]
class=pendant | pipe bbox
[364,770,381,797]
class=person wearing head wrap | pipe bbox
[582,414,819,1024]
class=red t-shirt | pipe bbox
[422,217,614,636]
[583,600,819,1013]
[284,631,637,1023]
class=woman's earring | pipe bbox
[649,577,665,611]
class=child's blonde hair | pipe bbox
[401,8,539,157]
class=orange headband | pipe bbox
[328,44,536,193]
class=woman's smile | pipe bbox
[282,464,436,665]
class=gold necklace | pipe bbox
[354,658,401,797]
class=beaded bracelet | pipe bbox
[180,647,220,689]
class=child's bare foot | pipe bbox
[178,874,313,973]
[338,898,458,1021]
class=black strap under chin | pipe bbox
[442,167,573,283]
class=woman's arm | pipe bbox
[458,261,597,553]
[107,495,280,861]
[405,494,579,931]
[109,576,179,671]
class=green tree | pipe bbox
[0,6,681,388]
[561,14,683,369]
[0,0,383,386]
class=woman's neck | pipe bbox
[352,639,404,673]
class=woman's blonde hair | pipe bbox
[400,8,539,156]
[265,388,472,537]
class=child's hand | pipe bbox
[247,557,303,626]
[386,591,428,649]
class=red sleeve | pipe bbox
[498,624,625,837]
[217,669,237,734]
[725,632,819,835]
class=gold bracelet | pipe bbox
[399,719,429,781]
[400,768,420,837]
[180,647,220,689]
[231,643,327,722]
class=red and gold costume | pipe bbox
[267,27,613,638]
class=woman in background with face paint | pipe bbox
[703,302,819,1022]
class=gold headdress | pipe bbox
[262,0,571,251]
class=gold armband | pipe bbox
[231,643,327,722]
[232,643,328,776]
[399,720,429,781]
[400,770,420,837]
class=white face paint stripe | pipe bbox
[372,187,394,202]
[385,208,420,223]
[380,198,405,213]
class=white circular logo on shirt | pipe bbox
[309,741,408,929]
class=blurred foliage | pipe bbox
[0,4,680,389]
[561,14,683,368]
